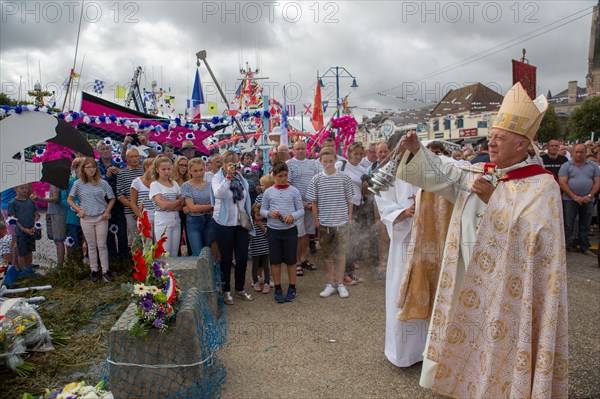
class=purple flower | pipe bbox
[157,309,165,319]
[152,318,164,328]
[153,262,162,278]
[141,299,153,312]
[47,390,61,399]
[143,293,153,301]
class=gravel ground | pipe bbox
[219,248,600,399]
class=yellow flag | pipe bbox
[208,102,217,115]
[116,85,126,99]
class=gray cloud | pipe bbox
[1,0,595,119]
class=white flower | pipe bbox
[103,138,113,146]
[6,216,17,226]
[155,144,163,152]
[65,237,75,247]
[148,286,160,295]
[186,132,195,140]
[109,224,119,235]
[35,221,43,229]
[82,392,100,399]
[133,284,148,296]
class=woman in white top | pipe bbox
[211,150,255,305]
[149,157,183,257]
[130,157,156,237]
[68,157,116,282]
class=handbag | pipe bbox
[238,209,252,231]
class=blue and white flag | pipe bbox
[93,79,105,95]
[322,100,329,113]
[280,95,289,146]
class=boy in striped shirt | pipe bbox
[306,149,354,298]
[260,163,304,303]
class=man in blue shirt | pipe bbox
[558,143,600,255]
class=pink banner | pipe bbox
[80,93,213,153]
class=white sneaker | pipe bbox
[337,284,349,298]
[319,284,337,298]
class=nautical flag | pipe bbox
[287,104,296,117]
[322,100,329,113]
[312,80,324,131]
[512,59,537,100]
[144,91,153,102]
[165,95,175,104]
[234,80,243,97]
[208,102,217,115]
[304,103,312,115]
[115,85,126,99]
[342,97,351,114]
[93,80,105,94]
[189,68,205,122]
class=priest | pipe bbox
[398,82,568,398]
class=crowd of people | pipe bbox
[0,82,595,397]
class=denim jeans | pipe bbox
[186,214,214,256]
[563,199,594,251]
[215,223,249,292]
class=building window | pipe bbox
[456,116,464,128]
[477,121,488,128]
[443,119,451,130]
[433,120,439,131]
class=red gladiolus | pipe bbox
[154,235,168,258]
[138,210,152,239]
[132,249,147,282]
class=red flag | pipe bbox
[312,81,324,131]
[512,59,537,99]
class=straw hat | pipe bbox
[181,140,197,150]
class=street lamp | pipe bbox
[318,66,358,118]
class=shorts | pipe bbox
[15,230,36,257]
[1,210,15,235]
[50,214,67,242]
[296,211,316,237]
[267,226,298,265]
[318,224,349,261]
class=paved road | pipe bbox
[219,249,599,398]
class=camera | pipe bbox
[127,133,141,146]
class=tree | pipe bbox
[536,104,561,143]
[0,92,14,106]
[568,96,600,141]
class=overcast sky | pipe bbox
[1,0,597,119]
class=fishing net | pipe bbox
[103,248,227,399]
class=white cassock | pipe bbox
[376,179,427,367]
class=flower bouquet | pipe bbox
[0,314,36,376]
[24,380,114,399]
[122,209,179,337]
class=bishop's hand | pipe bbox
[401,131,421,154]
[472,176,495,204]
